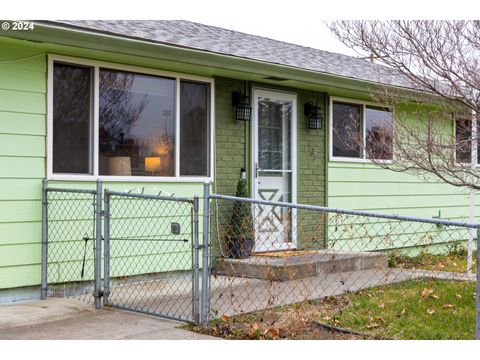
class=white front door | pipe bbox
[252,89,297,252]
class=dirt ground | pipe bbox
[186,296,370,340]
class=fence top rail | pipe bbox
[209,193,480,229]
[105,190,194,203]
[46,187,97,195]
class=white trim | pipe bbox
[46,58,54,179]
[175,79,180,178]
[47,54,215,183]
[48,175,214,183]
[92,66,99,176]
[210,79,216,178]
[251,88,297,251]
[328,96,394,164]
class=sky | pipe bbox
[3,0,480,58]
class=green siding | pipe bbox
[327,103,475,252]
[0,41,47,290]
[0,39,209,290]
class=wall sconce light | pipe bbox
[304,102,323,129]
[232,90,252,121]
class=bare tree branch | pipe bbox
[328,20,480,190]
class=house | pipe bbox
[0,20,473,301]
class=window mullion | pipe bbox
[175,78,181,178]
[93,66,100,177]
[363,104,366,160]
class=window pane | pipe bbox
[258,99,291,170]
[53,63,93,174]
[99,69,175,176]
[180,81,210,176]
[365,106,393,160]
[332,102,362,158]
[455,117,472,163]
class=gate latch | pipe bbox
[171,222,181,235]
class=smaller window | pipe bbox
[455,115,480,164]
[180,81,210,176]
[331,100,393,161]
[365,106,393,160]
[52,63,93,174]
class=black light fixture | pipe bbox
[304,101,323,129]
[232,90,252,121]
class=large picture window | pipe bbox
[331,99,393,161]
[49,57,213,180]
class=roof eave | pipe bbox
[3,21,410,95]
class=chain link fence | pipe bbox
[40,180,480,339]
[41,182,100,305]
[207,193,479,339]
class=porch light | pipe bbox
[232,90,252,121]
[304,101,323,129]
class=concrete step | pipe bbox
[215,250,388,281]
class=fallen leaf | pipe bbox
[443,304,454,309]
[455,293,462,299]
[421,288,434,299]
[323,316,331,321]
[221,315,229,322]
[265,328,280,339]
[366,322,380,329]
[251,322,259,331]
[378,302,386,309]
[400,308,407,316]
[431,294,439,300]
[427,309,435,315]
[438,262,445,268]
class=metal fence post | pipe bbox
[193,196,200,324]
[103,189,110,306]
[41,179,48,300]
[201,182,211,327]
[476,227,480,340]
[94,179,103,309]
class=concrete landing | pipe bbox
[216,250,388,281]
[0,298,216,340]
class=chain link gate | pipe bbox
[103,190,201,324]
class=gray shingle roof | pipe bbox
[45,20,409,88]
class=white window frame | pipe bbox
[329,96,394,163]
[47,54,215,182]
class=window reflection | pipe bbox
[53,63,93,174]
[365,106,393,160]
[180,81,210,176]
[99,69,175,176]
[332,102,362,158]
